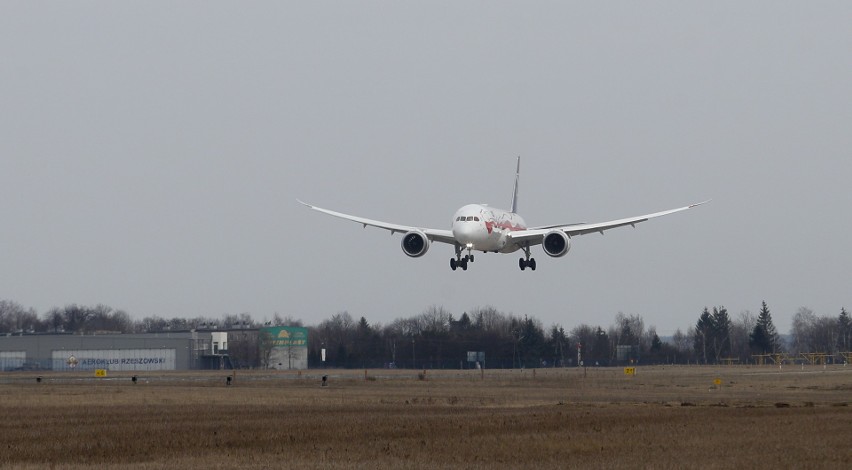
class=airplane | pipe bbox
[299,157,708,271]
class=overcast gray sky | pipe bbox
[1,2,849,335]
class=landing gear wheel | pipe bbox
[461,259,468,271]
[450,258,457,271]
[519,245,534,272]
[470,254,475,263]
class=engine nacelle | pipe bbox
[401,230,430,257]
[542,230,571,257]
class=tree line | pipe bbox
[1,299,850,368]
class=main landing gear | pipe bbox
[450,245,475,271]
[519,246,536,271]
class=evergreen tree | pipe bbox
[591,327,610,365]
[750,301,781,354]
[645,330,668,364]
[352,316,380,368]
[651,333,663,353]
[693,306,732,363]
[547,325,568,367]
[838,307,851,353]
[517,315,545,368]
[453,312,472,332]
[711,306,732,362]
[761,301,781,352]
[749,324,770,354]
[694,308,713,364]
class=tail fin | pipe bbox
[510,156,520,213]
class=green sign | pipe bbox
[261,326,308,348]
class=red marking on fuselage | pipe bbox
[487,219,526,232]
[479,210,526,234]
[493,221,525,232]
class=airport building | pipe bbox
[0,331,231,372]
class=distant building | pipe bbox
[0,331,231,371]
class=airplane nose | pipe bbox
[453,222,477,242]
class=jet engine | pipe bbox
[401,231,430,257]
[542,230,571,257]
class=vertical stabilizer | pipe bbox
[510,156,520,213]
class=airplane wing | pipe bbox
[297,200,457,245]
[508,200,710,247]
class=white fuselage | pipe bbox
[451,204,527,253]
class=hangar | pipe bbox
[0,331,231,371]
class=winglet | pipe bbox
[510,156,520,213]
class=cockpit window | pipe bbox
[474,217,480,222]
[466,216,474,221]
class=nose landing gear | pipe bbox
[450,257,466,271]
[450,245,474,271]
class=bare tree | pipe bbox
[738,310,757,343]
[228,330,261,368]
[610,312,645,351]
[791,307,817,354]
[110,310,134,333]
[221,313,240,329]
[314,312,356,367]
[729,311,755,362]
[0,300,34,333]
[139,315,168,333]
[61,304,91,333]
[45,307,65,333]
[471,306,509,333]
[811,316,838,354]
[671,328,692,363]
[88,304,114,332]
[258,330,275,369]
[419,305,452,334]
[790,307,838,354]
[269,312,303,327]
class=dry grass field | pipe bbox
[1,365,851,469]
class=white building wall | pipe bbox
[0,351,26,371]
[211,332,228,354]
[268,347,308,370]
